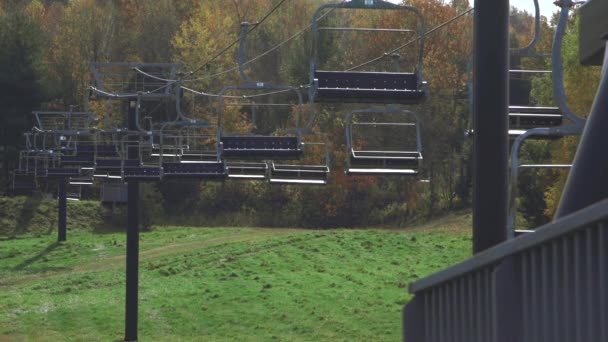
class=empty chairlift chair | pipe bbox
[120,132,163,181]
[218,22,304,161]
[506,0,586,235]
[92,130,130,179]
[159,121,227,180]
[269,138,331,185]
[225,161,269,180]
[32,111,96,180]
[217,87,304,160]
[100,180,128,203]
[345,107,423,175]
[506,0,565,139]
[11,136,42,194]
[309,0,426,104]
[508,69,563,138]
[66,184,82,201]
[89,62,183,182]
[11,169,38,195]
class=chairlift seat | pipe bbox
[508,106,563,139]
[226,161,269,179]
[60,153,95,165]
[221,136,302,159]
[122,166,162,180]
[101,181,128,203]
[69,176,94,185]
[36,169,48,178]
[162,162,226,179]
[95,159,140,169]
[314,71,425,104]
[94,159,139,178]
[269,163,329,185]
[47,168,81,178]
[66,188,82,201]
[347,150,421,175]
[509,106,563,128]
[13,180,37,193]
[12,172,37,193]
[78,144,119,157]
[150,147,183,157]
[180,151,220,163]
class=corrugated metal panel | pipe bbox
[404,199,608,342]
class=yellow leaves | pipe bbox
[23,0,44,21]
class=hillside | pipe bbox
[0,214,472,341]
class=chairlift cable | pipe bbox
[134,0,345,96]
[186,0,291,78]
[181,85,294,99]
[180,0,346,84]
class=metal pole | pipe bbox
[555,40,608,218]
[58,179,67,242]
[124,99,140,342]
[472,0,510,253]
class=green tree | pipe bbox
[0,1,47,192]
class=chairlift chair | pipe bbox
[225,161,269,180]
[217,22,304,160]
[11,169,38,195]
[119,132,163,181]
[345,106,423,175]
[269,140,330,185]
[218,90,304,159]
[101,179,128,203]
[159,121,227,180]
[33,110,94,133]
[92,129,132,179]
[508,70,564,139]
[66,184,82,201]
[309,0,426,104]
[31,111,98,180]
[507,0,586,236]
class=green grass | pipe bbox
[0,213,472,341]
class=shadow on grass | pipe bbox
[14,196,43,235]
[13,241,61,271]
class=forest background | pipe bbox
[0,0,600,229]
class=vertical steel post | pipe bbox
[556,41,608,218]
[472,0,510,253]
[58,179,67,242]
[124,99,140,342]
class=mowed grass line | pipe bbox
[0,218,471,341]
[1,228,303,287]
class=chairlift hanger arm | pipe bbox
[510,0,541,56]
[551,1,585,125]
